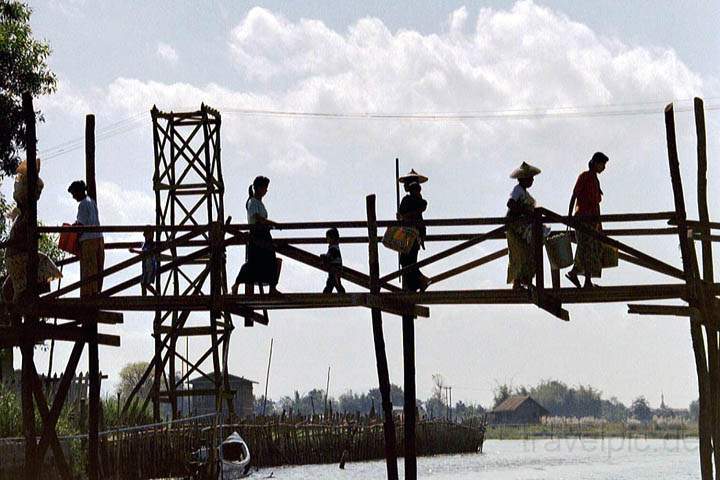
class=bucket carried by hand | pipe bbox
[59,223,80,256]
[601,244,619,268]
[545,231,574,269]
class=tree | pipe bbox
[601,397,628,422]
[116,361,151,403]
[492,383,513,408]
[254,395,276,416]
[689,399,699,422]
[630,396,653,423]
[1,1,57,176]
[368,383,404,410]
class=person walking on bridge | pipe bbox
[565,152,609,289]
[397,169,430,292]
[68,180,104,297]
[506,162,547,290]
[232,175,281,295]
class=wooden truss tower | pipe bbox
[148,105,234,419]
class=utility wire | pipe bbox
[37,97,719,160]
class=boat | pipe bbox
[218,431,252,479]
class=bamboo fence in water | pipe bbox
[1,415,485,479]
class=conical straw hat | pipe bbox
[509,162,541,179]
[398,169,428,184]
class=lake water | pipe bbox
[256,438,700,479]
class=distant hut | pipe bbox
[179,373,257,417]
[488,395,549,424]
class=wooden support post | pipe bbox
[533,210,544,293]
[152,317,162,421]
[85,114,100,480]
[366,195,399,480]
[694,97,720,478]
[21,92,38,480]
[209,221,224,414]
[85,114,96,200]
[665,102,714,479]
[88,338,100,480]
[402,310,417,480]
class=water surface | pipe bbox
[256,438,700,479]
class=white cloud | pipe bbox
[34,1,719,405]
[100,2,708,178]
[96,180,155,227]
[156,42,179,64]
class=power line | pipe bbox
[222,102,719,121]
[36,97,719,160]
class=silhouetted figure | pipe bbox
[3,159,62,302]
[566,152,610,289]
[506,162,547,290]
[321,228,345,293]
[232,176,280,295]
[129,227,159,295]
[397,174,429,292]
[68,180,104,297]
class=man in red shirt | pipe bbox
[566,152,609,288]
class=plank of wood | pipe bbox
[627,304,698,317]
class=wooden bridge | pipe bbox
[2,94,719,480]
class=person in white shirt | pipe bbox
[231,176,280,295]
[505,162,545,290]
[68,180,104,296]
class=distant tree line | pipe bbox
[492,379,695,422]
[250,378,697,423]
[253,383,485,421]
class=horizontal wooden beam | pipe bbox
[158,388,234,397]
[37,211,676,234]
[627,304,698,317]
[155,326,226,336]
[33,284,697,313]
[19,306,124,324]
[0,325,120,347]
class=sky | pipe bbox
[11,0,720,410]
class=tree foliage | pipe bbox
[629,396,653,423]
[0,1,57,176]
[116,361,150,404]
[492,383,513,408]
[493,379,628,420]
[689,399,699,421]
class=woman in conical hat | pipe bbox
[505,162,544,289]
[398,169,428,192]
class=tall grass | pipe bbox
[0,385,21,437]
[0,383,79,438]
[102,396,153,429]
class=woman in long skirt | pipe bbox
[506,162,543,289]
[3,159,62,302]
[566,152,609,289]
[232,176,280,295]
